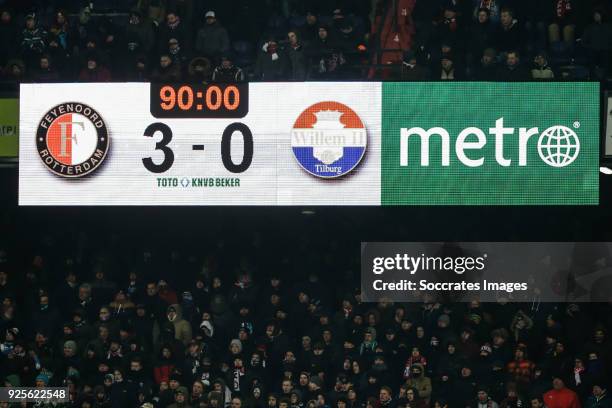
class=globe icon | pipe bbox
[537,125,580,167]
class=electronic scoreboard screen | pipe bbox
[19,82,599,206]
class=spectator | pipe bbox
[437,55,462,80]
[30,55,60,82]
[406,363,432,404]
[187,56,212,82]
[404,386,428,408]
[379,386,397,408]
[302,11,320,43]
[47,10,72,70]
[472,0,504,24]
[152,54,182,82]
[20,13,47,67]
[307,26,336,64]
[283,30,308,81]
[254,40,287,81]
[475,386,500,408]
[125,10,155,57]
[78,55,112,82]
[507,345,535,385]
[165,304,192,346]
[531,51,555,79]
[585,384,611,408]
[473,47,498,80]
[153,345,176,385]
[335,20,361,54]
[468,8,495,63]
[496,8,522,54]
[432,4,466,53]
[568,357,593,400]
[126,55,150,81]
[544,377,582,408]
[194,11,230,59]
[167,38,189,67]
[169,386,190,408]
[212,55,245,82]
[531,396,546,408]
[496,50,528,80]
[159,11,191,54]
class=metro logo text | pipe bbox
[400,118,578,168]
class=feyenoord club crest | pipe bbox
[36,102,109,178]
[291,101,367,178]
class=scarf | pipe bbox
[556,0,571,18]
[574,366,585,385]
[233,367,245,390]
[168,16,181,30]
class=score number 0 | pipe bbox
[142,122,254,174]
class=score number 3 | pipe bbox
[142,122,253,174]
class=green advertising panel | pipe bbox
[0,98,19,158]
[381,82,599,205]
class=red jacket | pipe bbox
[544,388,581,408]
[153,363,175,384]
[370,0,416,67]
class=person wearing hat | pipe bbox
[472,47,498,79]
[21,13,47,66]
[126,9,154,54]
[166,37,189,67]
[308,375,323,397]
[531,51,555,79]
[359,327,377,358]
[34,371,49,387]
[406,363,432,404]
[166,304,192,346]
[212,54,245,82]
[195,10,230,59]
[168,386,190,408]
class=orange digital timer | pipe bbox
[150,83,249,118]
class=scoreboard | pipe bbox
[19,82,599,206]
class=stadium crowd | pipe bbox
[0,0,610,83]
[1,226,612,408]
